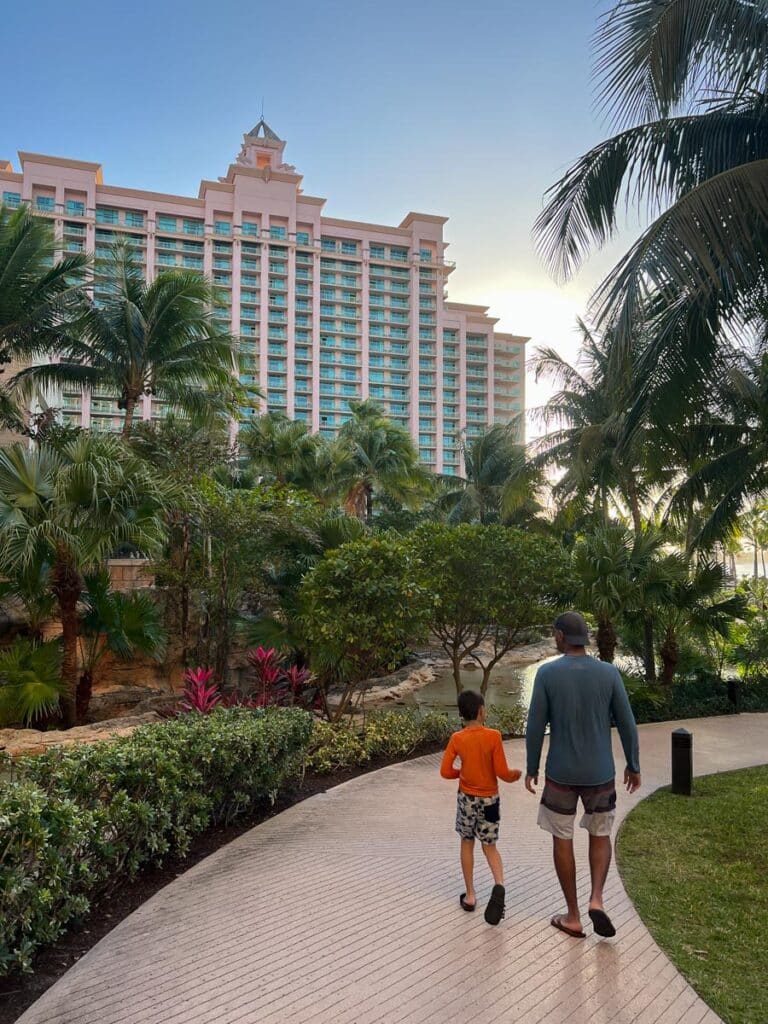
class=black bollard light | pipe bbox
[671,728,693,796]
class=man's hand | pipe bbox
[624,767,641,794]
[525,774,538,794]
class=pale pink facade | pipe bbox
[0,122,527,472]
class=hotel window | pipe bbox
[157,214,177,232]
[321,238,337,252]
[419,435,434,446]
[183,218,204,236]
[157,254,176,266]
[65,200,85,217]
[183,256,203,269]
[95,206,118,223]
[35,196,55,213]
[341,241,357,255]
[419,248,431,260]
[341,274,357,287]
[369,244,385,258]
[390,246,408,261]
[125,211,144,228]
[241,221,259,236]
[2,191,21,207]
[270,226,287,240]
[296,230,310,245]
[214,220,231,235]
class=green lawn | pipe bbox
[617,766,768,1024]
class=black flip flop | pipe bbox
[459,893,476,912]
[588,908,616,937]
[484,884,506,925]
[550,915,586,939]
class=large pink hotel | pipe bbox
[0,121,526,473]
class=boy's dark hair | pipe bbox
[457,690,485,722]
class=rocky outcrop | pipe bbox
[0,713,160,759]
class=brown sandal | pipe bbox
[551,914,586,938]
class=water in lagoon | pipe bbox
[406,655,559,714]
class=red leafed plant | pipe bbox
[246,648,319,709]
[180,667,221,714]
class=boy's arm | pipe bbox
[439,735,460,779]
[525,673,549,779]
[610,670,641,773]
[492,732,521,783]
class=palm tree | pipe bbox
[336,400,432,524]
[531,321,650,533]
[438,423,543,525]
[534,0,768,407]
[240,412,319,485]
[0,436,173,726]
[671,353,768,548]
[0,203,88,429]
[570,523,668,663]
[13,243,241,438]
[77,569,167,722]
[653,558,746,684]
[0,638,63,727]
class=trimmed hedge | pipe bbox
[305,705,526,774]
[0,707,312,976]
[624,674,768,724]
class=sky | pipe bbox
[2,0,635,429]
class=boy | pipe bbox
[440,690,521,925]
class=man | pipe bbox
[525,611,641,939]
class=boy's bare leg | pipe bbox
[587,834,612,911]
[460,839,476,906]
[552,836,582,931]
[481,842,504,885]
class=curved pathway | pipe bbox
[18,713,768,1024]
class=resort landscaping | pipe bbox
[2,2,768,1022]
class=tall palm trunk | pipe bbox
[51,554,83,728]
[642,617,656,682]
[121,395,139,438]
[660,628,678,686]
[596,616,616,662]
[365,484,374,527]
[624,473,643,537]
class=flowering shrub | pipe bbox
[179,667,220,713]
[246,648,320,709]
[1,707,312,977]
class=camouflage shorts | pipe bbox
[455,791,500,844]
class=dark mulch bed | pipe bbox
[0,743,444,1024]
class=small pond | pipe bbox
[405,656,559,714]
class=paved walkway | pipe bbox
[18,714,768,1024]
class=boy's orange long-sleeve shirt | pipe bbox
[440,726,520,797]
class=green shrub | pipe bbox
[0,707,311,976]
[304,719,368,773]
[0,783,95,976]
[486,702,527,737]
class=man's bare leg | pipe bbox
[553,836,582,932]
[587,834,612,911]
[461,838,476,907]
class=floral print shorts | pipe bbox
[455,790,500,844]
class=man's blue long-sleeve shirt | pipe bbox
[525,654,640,786]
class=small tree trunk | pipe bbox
[754,541,759,580]
[76,670,94,724]
[642,616,656,682]
[480,663,493,696]
[596,617,616,663]
[365,484,374,527]
[56,590,81,727]
[730,552,737,583]
[452,652,463,694]
[660,629,678,686]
